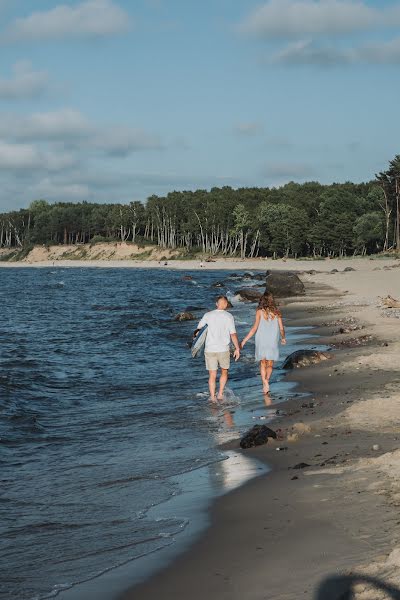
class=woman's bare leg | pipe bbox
[260,360,269,393]
[266,360,274,384]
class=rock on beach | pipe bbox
[265,271,305,297]
[240,425,277,449]
[282,349,331,369]
[235,288,262,303]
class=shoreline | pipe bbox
[55,278,316,600]
[0,255,399,272]
[120,269,400,599]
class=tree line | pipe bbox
[1,155,400,258]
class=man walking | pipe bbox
[196,295,240,401]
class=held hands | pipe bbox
[240,339,246,350]
[233,348,240,361]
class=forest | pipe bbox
[1,155,400,259]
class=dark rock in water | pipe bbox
[282,349,331,369]
[212,281,225,288]
[292,463,310,470]
[229,273,241,278]
[343,267,355,272]
[251,273,267,281]
[330,269,338,274]
[235,288,262,302]
[182,275,193,281]
[174,312,196,322]
[240,425,277,449]
[264,271,305,297]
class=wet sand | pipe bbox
[120,269,400,600]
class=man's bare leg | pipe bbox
[208,370,217,401]
[217,368,229,400]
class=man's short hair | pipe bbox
[216,295,228,303]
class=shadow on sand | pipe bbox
[315,574,400,599]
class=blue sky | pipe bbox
[1,0,400,211]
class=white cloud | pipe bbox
[264,162,315,179]
[270,37,400,65]
[0,107,165,205]
[359,37,400,64]
[3,0,130,43]
[28,178,90,201]
[0,108,162,153]
[0,61,48,99]
[0,109,92,141]
[0,141,76,171]
[271,39,351,65]
[233,122,264,136]
[0,167,246,209]
[238,0,400,39]
[0,141,40,169]
[90,127,163,156]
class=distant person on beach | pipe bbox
[241,292,286,394]
[195,296,240,402]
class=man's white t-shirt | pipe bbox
[198,310,236,353]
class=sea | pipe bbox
[0,267,317,600]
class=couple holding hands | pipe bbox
[196,292,286,402]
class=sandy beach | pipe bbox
[109,257,400,600]
[3,253,400,598]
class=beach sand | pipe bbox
[4,252,400,598]
[114,258,400,600]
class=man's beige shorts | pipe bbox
[205,351,230,371]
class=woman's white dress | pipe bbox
[255,313,280,361]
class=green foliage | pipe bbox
[0,250,18,261]
[2,156,400,257]
[353,212,384,252]
[258,203,308,256]
[376,155,400,251]
[90,235,110,244]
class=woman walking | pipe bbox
[241,292,286,394]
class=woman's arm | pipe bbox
[241,310,261,348]
[278,315,286,345]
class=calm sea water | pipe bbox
[0,267,312,600]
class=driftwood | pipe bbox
[380,295,400,309]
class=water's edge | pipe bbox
[1,267,324,600]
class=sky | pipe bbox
[1,0,400,212]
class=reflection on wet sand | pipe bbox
[263,392,272,407]
[210,450,269,494]
[209,403,236,429]
[209,389,278,438]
